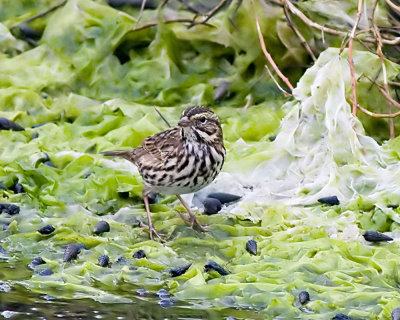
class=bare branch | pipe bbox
[154,107,171,127]
[357,104,400,118]
[16,0,67,25]
[132,18,214,32]
[264,65,292,97]
[198,0,228,25]
[348,0,363,116]
[283,6,316,61]
[385,0,400,15]
[253,0,294,92]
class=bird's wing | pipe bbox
[141,127,181,163]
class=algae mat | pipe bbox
[1,0,400,319]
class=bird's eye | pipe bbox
[199,116,206,123]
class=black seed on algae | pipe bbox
[0,245,7,254]
[44,161,55,167]
[388,204,399,209]
[363,230,393,242]
[299,291,310,305]
[116,256,128,264]
[246,240,257,255]
[107,0,157,9]
[203,198,222,215]
[37,224,55,235]
[0,117,24,131]
[133,250,146,259]
[168,264,191,277]
[0,183,6,190]
[332,313,351,320]
[318,196,340,206]
[118,191,130,199]
[136,288,147,296]
[269,136,276,142]
[207,192,241,205]
[38,268,53,276]
[98,255,110,267]
[28,257,45,270]
[214,81,231,101]
[13,183,24,194]
[93,221,110,235]
[204,261,229,276]
[392,307,400,320]
[156,289,170,298]
[0,204,20,215]
[63,243,85,262]
[147,193,158,204]
[158,298,174,308]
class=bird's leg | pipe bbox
[143,193,166,242]
[176,195,207,232]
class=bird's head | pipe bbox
[178,106,223,144]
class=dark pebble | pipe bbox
[246,239,257,255]
[332,314,351,320]
[158,298,174,308]
[269,135,276,142]
[129,266,138,270]
[118,191,130,199]
[42,294,55,301]
[147,192,158,204]
[0,245,7,255]
[20,23,41,39]
[37,224,55,235]
[133,250,146,259]
[207,192,241,205]
[38,268,53,276]
[136,288,148,296]
[392,307,400,320]
[63,243,85,262]
[116,256,128,264]
[0,204,20,215]
[0,182,6,190]
[318,196,340,206]
[98,254,110,267]
[28,257,45,270]
[0,117,24,131]
[214,81,231,101]
[93,221,110,235]
[299,291,310,305]
[388,204,399,209]
[363,230,393,242]
[12,183,24,194]
[44,161,55,167]
[107,0,157,9]
[31,132,39,140]
[168,264,191,277]
[156,289,170,298]
[32,122,48,128]
[204,260,229,276]
[203,198,222,215]
[83,171,92,179]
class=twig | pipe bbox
[135,0,147,26]
[197,0,228,25]
[154,107,171,127]
[357,104,400,118]
[385,0,400,15]
[283,6,316,61]
[371,0,395,138]
[132,18,214,31]
[23,0,67,24]
[253,0,294,92]
[389,81,400,87]
[264,65,292,97]
[348,0,363,116]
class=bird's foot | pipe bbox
[177,212,208,232]
[139,221,167,242]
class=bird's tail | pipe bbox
[101,150,135,162]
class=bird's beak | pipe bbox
[178,117,191,127]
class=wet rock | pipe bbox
[28,257,45,270]
[93,221,110,235]
[363,230,393,242]
[133,250,146,259]
[37,224,55,235]
[12,183,24,194]
[269,135,276,142]
[388,204,399,209]
[203,198,222,215]
[204,260,229,276]
[44,161,55,168]
[246,240,257,255]
[0,204,20,215]
[63,243,85,262]
[299,291,310,305]
[158,298,174,308]
[108,0,157,8]
[0,117,24,131]
[214,81,231,101]
[332,313,351,320]
[156,289,170,298]
[207,192,241,205]
[136,288,148,296]
[168,264,191,277]
[98,254,110,267]
[392,307,400,320]
[38,268,53,276]
[318,196,340,206]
